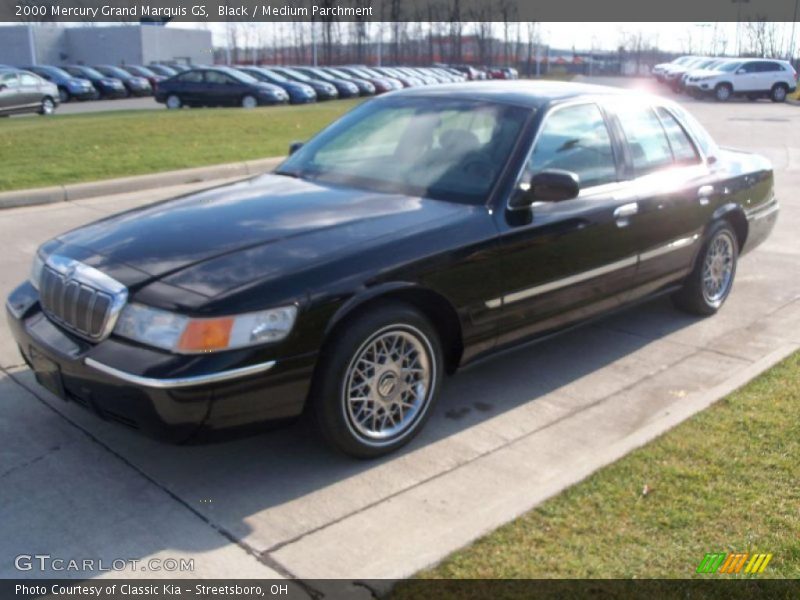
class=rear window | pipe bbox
[618,106,673,175]
[656,107,700,165]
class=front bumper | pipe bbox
[6,282,315,442]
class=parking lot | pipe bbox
[1,84,799,590]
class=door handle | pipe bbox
[613,202,638,227]
[698,185,714,206]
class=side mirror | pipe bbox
[510,169,580,208]
[736,68,746,75]
[288,141,304,156]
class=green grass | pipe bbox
[0,100,362,192]
[402,350,800,584]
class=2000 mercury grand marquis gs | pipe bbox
[6,82,779,457]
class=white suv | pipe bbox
[686,58,797,102]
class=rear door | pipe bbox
[18,72,43,107]
[609,101,714,297]
[204,70,239,105]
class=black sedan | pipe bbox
[120,65,166,90]
[63,65,127,99]
[237,66,317,104]
[268,67,338,100]
[94,65,152,96]
[23,65,98,102]
[155,67,288,108]
[6,82,777,458]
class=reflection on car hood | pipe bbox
[55,174,465,296]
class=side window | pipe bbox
[205,71,234,85]
[741,62,759,73]
[20,73,39,86]
[618,106,673,175]
[761,62,781,72]
[656,107,700,165]
[525,103,617,188]
[177,71,203,84]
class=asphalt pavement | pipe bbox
[1,84,799,591]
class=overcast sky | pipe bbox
[171,21,775,53]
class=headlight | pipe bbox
[114,303,298,353]
[30,252,46,290]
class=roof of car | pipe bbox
[388,80,629,108]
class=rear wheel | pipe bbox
[38,97,55,116]
[672,221,738,316]
[770,83,788,102]
[58,88,70,103]
[165,94,182,109]
[311,303,443,458]
[241,94,258,109]
[714,83,732,102]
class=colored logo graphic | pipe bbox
[697,552,773,574]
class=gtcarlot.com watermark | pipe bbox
[15,553,195,573]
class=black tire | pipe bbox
[38,97,56,116]
[241,94,258,109]
[165,94,182,109]
[714,83,732,102]
[310,302,444,458]
[672,221,739,316]
[58,87,70,103]
[770,83,788,103]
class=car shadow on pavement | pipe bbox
[1,293,707,573]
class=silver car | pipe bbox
[0,69,60,116]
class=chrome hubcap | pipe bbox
[43,100,53,113]
[167,96,180,109]
[344,327,433,443]
[242,96,257,108]
[702,232,735,304]
[717,87,730,100]
[775,87,786,100]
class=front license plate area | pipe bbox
[28,346,66,400]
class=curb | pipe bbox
[0,156,285,210]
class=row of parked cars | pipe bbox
[653,55,798,102]
[154,64,479,109]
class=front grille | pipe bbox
[38,256,127,342]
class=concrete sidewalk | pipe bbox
[1,100,798,591]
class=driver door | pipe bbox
[489,102,642,347]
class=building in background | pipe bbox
[0,25,212,66]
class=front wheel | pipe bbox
[714,83,732,102]
[165,94,182,109]
[241,94,258,109]
[672,221,738,316]
[311,303,443,458]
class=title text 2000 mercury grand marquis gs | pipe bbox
[6,82,778,457]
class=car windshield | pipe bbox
[220,68,258,83]
[40,66,71,78]
[133,66,156,76]
[279,68,311,82]
[307,68,334,81]
[73,66,104,78]
[261,69,287,82]
[719,61,741,72]
[327,68,352,79]
[98,66,130,78]
[277,97,530,204]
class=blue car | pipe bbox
[24,65,98,102]
[237,67,317,104]
[63,65,128,99]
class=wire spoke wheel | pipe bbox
[343,327,433,444]
[702,231,735,304]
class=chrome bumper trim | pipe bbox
[84,357,277,389]
[745,199,779,222]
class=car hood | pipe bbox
[54,174,466,297]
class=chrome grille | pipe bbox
[39,256,128,342]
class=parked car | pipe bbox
[325,66,396,93]
[0,68,59,116]
[120,65,166,89]
[679,58,731,93]
[293,66,363,97]
[63,65,127,99]
[237,66,317,104]
[7,82,778,457]
[322,66,390,94]
[686,58,797,102]
[268,67,338,100]
[341,66,403,90]
[653,56,700,83]
[94,65,152,96]
[147,64,178,77]
[398,67,439,85]
[155,66,288,108]
[163,63,191,73]
[23,65,98,102]
[372,66,422,87]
